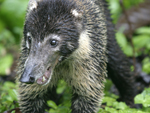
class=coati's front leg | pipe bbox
[18,83,58,113]
[71,93,98,113]
[18,84,46,113]
[70,72,105,113]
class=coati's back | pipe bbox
[17,0,108,112]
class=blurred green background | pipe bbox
[0,0,28,76]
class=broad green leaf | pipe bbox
[115,102,128,110]
[116,32,127,49]
[47,100,58,109]
[102,96,117,107]
[133,35,150,49]
[134,88,150,107]
[135,27,150,35]
[8,89,18,101]
[123,45,133,57]
[116,32,134,56]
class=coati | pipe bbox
[17,0,138,112]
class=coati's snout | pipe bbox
[20,61,52,85]
[20,67,35,84]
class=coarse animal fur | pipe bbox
[17,0,138,113]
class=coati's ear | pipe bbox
[71,9,83,31]
[71,9,83,20]
[28,0,42,12]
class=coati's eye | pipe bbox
[27,36,32,49]
[50,39,58,47]
[28,36,32,44]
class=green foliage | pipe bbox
[1,81,150,113]
[116,32,133,56]
[47,100,71,113]
[135,88,150,107]
[0,0,28,75]
[0,0,28,43]
[100,88,150,113]
[45,80,150,113]
[104,79,119,99]
[116,27,150,57]
[107,0,144,23]
[134,27,150,56]
[142,57,150,74]
[46,80,71,113]
[57,80,67,94]
[116,26,150,74]
[0,82,18,113]
[0,54,13,75]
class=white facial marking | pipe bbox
[71,9,82,18]
[26,40,30,49]
[27,32,30,36]
[28,0,38,11]
[26,32,31,49]
[24,57,29,67]
[44,34,61,43]
[28,0,44,11]
[52,35,61,40]
[38,42,41,47]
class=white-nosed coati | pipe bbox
[17,0,138,112]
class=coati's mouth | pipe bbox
[36,66,52,85]
[35,56,59,85]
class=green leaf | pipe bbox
[0,54,13,75]
[133,35,150,49]
[116,32,127,49]
[123,45,133,57]
[2,81,16,89]
[115,102,128,110]
[48,104,70,113]
[134,88,150,107]
[102,97,116,103]
[56,80,67,94]
[105,107,118,113]
[56,106,70,113]
[47,100,58,109]
[8,89,18,101]
[102,96,117,107]
[135,27,150,35]
[116,32,134,56]
[98,108,110,113]
[142,57,150,74]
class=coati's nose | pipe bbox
[20,73,35,84]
